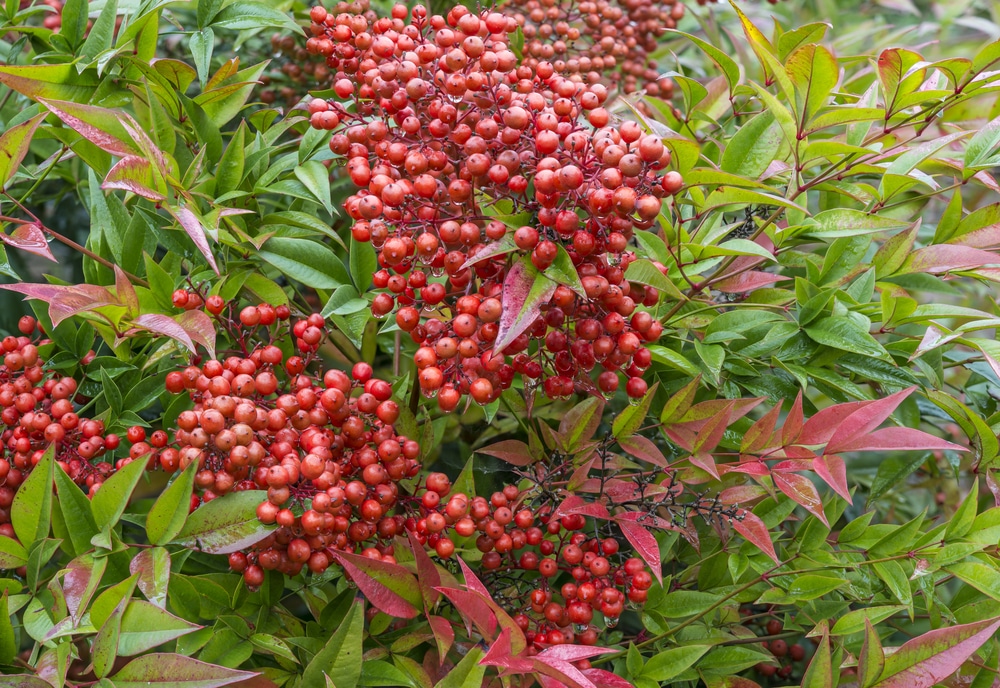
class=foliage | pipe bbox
[1,0,1000,687]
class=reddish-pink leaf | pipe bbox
[715,270,789,293]
[618,435,669,468]
[824,388,916,452]
[692,403,734,454]
[132,314,196,353]
[532,656,597,688]
[114,265,139,318]
[406,529,441,610]
[782,392,804,445]
[477,439,533,466]
[38,98,137,157]
[872,616,1000,688]
[812,455,851,503]
[0,112,47,190]
[727,462,770,476]
[165,203,220,275]
[582,668,637,688]
[108,653,257,688]
[773,472,828,525]
[1,222,55,261]
[0,282,117,326]
[538,645,615,663]
[689,451,720,479]
[615,516,662,584]
[771,459,813,472]
[457,556,491,598]
[732,509,779,563]
[103,156,166,201]
[660,375,701,424]
[494,257,557,354]
[331,551,420,618]
[436,587,497,640]
[480,628,534,672]
[427,614,454,661]
[719,484,768,504]
[832,427,967,454]
[551,495,610,521]
[175,310,217,360]
[742,404,782,455]
[900,245,1000,275]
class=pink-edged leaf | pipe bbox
[494,256,557,354]
[715,270,789,293]
[108,653,257,688]
[330,551,420,618]
[477,439,533,466]
[800,400,870,446]
[872,616,1000,688]
[532,656,597,688]
[0,112,47,189]
[457,556,491,598]
[480,627,534,672]
[406,530,441,610]
[1,223,55,261]
[615,516,662,584]
[115,265,139,317]
[899,245,1000,275]
[0,282,117,327]
[551,495,610,521]
[64,554,105,622]
[773,472,828,525]
[38,98,138,157]
[453,558,527,653]
[618,435,669,468]
[559,397,605,451]
[692,402,734,454]
[165,203,220,275]
[538,645,615,663]
[0,675,53,688]
[427,614,454,660]
[689,451,720,479]
[719,484,768,505]
[461,235,517,269]
[813,455,852,503]
[132,314,196,353]
[175,310,217,360]
[660,375,701,424]
[726,461,771,476]
[732,509,779,563]
[782,392,804,445]
[824,388,916,452]
[742,404,782,455]
[770,459,814,472]
[833,427,967,454]
[972,170,1000,193]
[436,587,497,640]
[582,668,637,688]
[103,156,167,201]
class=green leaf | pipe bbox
[59,0,87,45]
[0,112,46,190]
[623,258,683,300]
[831,606,906,635]
[108,653,257,688]
[11,444,54,545]
[259,237,348,289]
[946,560,1000,601]
[350,237,377,292]
[145,460,197,546]
[78,0,118,67]
[545,244,585,296]
[612,382,658,439]
[100,367,123,416]
[657,591,721,618]
[433,647,485,688]
[91,454,150,530]
[197,0,224,28]
[804,209,909,238]
[801,629,832,688]
[0,593,14,665]
[946,479,979,541]
[0,535,27,569]
[872,560,912,609]
[720,111,783,178]
[301,598,364,688]
[641,645,710,682]
[965,115,1000,174]
[53,463,98,556]
[172,489,275,554]
[667,30,740,94]
[0,64,99,102]
[210,1,300,31]
[859,619,885,688]
[294,161,333,214]
[804,316,891,361]
[118,601,201,656]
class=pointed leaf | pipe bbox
[331,551,421,618]
[0,113,47,189]
[145,460,197,546]
[476,440,533,466]
[859,619,885,688]
[494,257,557,354]
[732,509,779,563]
[615,514,662,584]
[301,599,364,688]
[109,653,257,688]
[872,617,1000,688]
[773,472,827,525]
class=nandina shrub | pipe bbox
[1,0,1000,687]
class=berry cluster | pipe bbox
[746,615,809,682]
[138,308,419,587]
[413,472,653,647]
[304,1,682,408]
[0,317,121,536]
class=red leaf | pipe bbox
[480,627,534,672]
[824,388,916,453]
[165,203,220,275]
[427,614,454,660]
[494,257,557,354]
[551,495,610,521]
[1,223,55,261]
[582,668,637,688]
[532,656,598,688]
[405,530,440,610]
[0,282,117,326]
[476,439,534,466]
[715,270,789,293]
[719,485,768,504]
[615,516,662,584]
[175,310,217,360]
[732,509,779,563]
[726,461,770,476]
[538,645,615,663]
[773,472,828,525]
[330,551,420,618]
[782,392,804,445]
[108,653,257,688]
[38,98,138,157]
[689,451,720,479]
[812,455,851,503]
[771,459,813,472]
[832,427,967,454]
[742,404,782,455]
[103,156,166,201]
[436,587,497,640]
[0,112,47,190]
[457,556,491,599]
[133,314,196,354]
[873,616,1000,688]
[618,435,669,468]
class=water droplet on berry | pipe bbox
[601,390,616,401]
[627,396,642,407]
[574,623,589,634]
[421,387,439,399]
[605,615,619,629]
